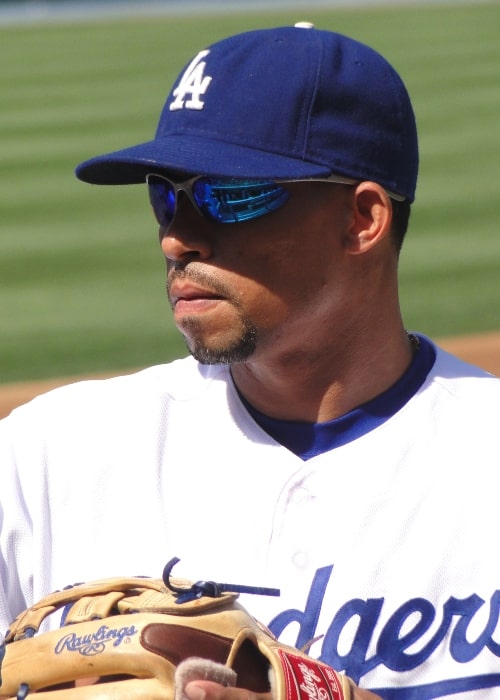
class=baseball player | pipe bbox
[0,23,499,700]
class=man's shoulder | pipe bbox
[431,340,500,386]
[112,356,230,399]
[6,357,230,422]
[423,338,500,412]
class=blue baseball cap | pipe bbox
[76,23,418,201]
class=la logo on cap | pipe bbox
[170,50,213,111]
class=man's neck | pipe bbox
[230,326,415,423]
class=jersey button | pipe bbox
[292,551,310,569]
[290,487,312,505]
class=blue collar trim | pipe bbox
[238,335,436,460]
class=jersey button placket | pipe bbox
[289,486,313,570]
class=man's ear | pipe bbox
[343,181,393,254]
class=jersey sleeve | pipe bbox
[0,411,33,632]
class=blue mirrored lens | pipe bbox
[148,177,176,227]
[193,179,289,223]
[147,175,289,228]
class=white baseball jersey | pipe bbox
[0,336,498,699]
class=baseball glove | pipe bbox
[0,558,352,700]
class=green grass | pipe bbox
[1,2,499,382]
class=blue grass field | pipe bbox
[0,1,499,382]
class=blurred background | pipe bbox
[1,0,499,397]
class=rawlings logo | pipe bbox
[298,662,330,700]
[169,50,212,111]
[279,651,343,700]
[54,624,138,656]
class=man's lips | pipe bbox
[169,281,225,308]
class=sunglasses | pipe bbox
[146,173,363,230]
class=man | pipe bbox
[0,23,498,700]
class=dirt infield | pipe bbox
[1,331,499,419]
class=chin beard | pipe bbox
[184,323,257,365]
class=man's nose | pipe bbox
[159,198,213,263]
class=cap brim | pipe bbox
[75,135,333,185]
